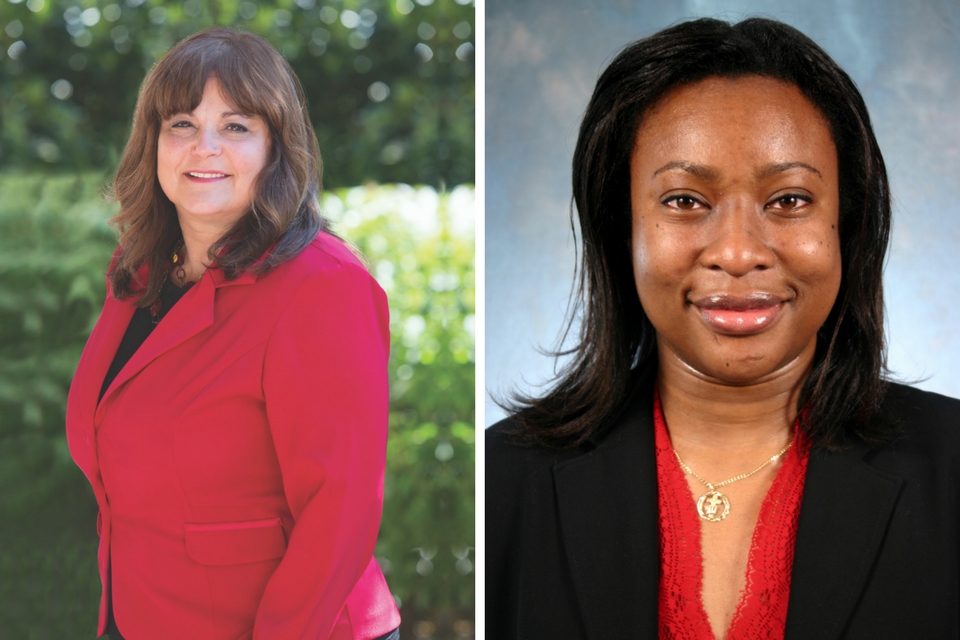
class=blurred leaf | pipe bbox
[0,0,475,190]
[325,183,476,626]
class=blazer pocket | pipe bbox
[184,517,287,566]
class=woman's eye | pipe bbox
[171,120,193,129]
[662,195,704,211]
[226,123,249,132]
[767,194,811,211]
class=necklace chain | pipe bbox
[149,238,204,324]
[673,440,793,490]
[672,439,793,522]
[171,238,207,286]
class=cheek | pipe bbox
[243,146,267,172]
[787,227,842,314]
[156,145,170,175]
[631,215,695,310]
[156,138,183,178]
[156,144,175,193]
[239,143,270,189]
[795,229,840,278]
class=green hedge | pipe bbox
[0,0,475,188]
[0,173,475,639]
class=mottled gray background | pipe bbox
[485,0,960,425]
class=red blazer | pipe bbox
[66,233,401,639]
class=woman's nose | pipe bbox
[192,127,221,156]
[698,204,775,277]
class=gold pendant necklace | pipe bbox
[672,439,793,522]
[149,239,205,324]
[171,239,207,287]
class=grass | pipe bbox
[0,473,101,638]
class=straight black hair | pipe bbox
[506,17,892,449]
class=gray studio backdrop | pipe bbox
[485,0,960,425]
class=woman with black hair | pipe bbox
[486,17,960,640]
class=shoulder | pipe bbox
[304,232,369,272]
[258,232,383,305]
[271,232,371,282]
[883,380,960,416]
[485,379,652,528]
[259,233,389,358]
[486,418,589,492]
[859,382,960,478]
[487,366,657,489]
[485,418,584,543]
[253,232,387,347]
[880,382,960,449]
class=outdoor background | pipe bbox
[0,0,475,638]
[485,0,960,425]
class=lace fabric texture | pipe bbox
[654,391,809,640]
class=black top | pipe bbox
[486,362,960,639]
[98,277,190,640]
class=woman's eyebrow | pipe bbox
[756,161,823,180]
[651,160,823,181]
[652,161,720,181]
[165,110,253,118]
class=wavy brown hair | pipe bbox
[109,26,327,304]
[506,17,893,450]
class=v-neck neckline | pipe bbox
[653,389,809,640]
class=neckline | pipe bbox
[654,388,809,640]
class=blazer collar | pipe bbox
[91,264,258,425]
[552,364,660,639]
[206,266,258,288]
[551,363,905,639]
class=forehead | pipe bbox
[632,76,836,174]
[193,77,244,112]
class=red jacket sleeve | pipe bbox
[255,257,391,638]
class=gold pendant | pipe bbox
[696,490,730,522]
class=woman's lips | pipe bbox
[691,293,785,335]
[185,171,229,182]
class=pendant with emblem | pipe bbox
[696,490,730,522]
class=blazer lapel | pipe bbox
[92,266,259,424]
[94,275,216,424]
[553,373,660,639]
[71,291,136,473]
[785,440,904,639]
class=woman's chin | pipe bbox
[705,362,782,386]
[663,338,815,388]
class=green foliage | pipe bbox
[0,171,116,637]
[0,174,475,639]
[0,172,116,516]
[326,184,475,637]
[0,0,475,189]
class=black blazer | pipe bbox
[486,364,960,639]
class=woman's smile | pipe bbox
[184,170,229,181]
[690,292,786,335]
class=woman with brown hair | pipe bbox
[66,27,400,639]
[487,17,960,639]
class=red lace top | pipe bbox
[655,391,809,640]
